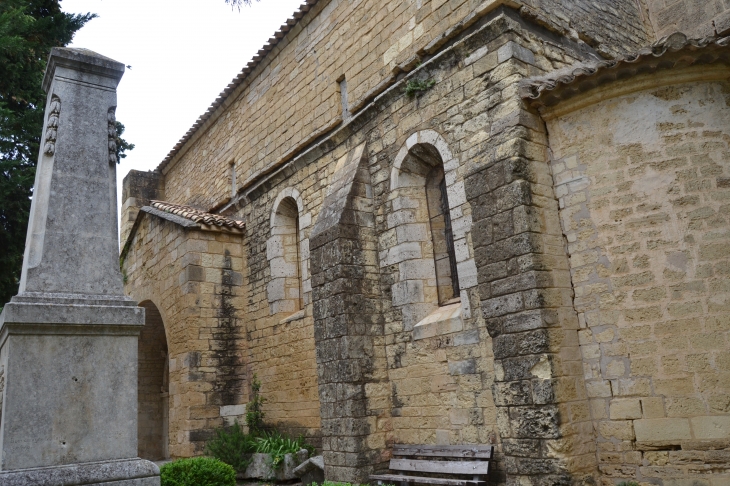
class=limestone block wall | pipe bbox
[215,10,600,484]
[122,215,247,457]
[545,77,730,484]
[160,0,650,214]
[235,161,327,441]
[645,0,730,39]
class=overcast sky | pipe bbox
[61,0,306,210]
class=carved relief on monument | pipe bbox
[108,107,117,164]
[43,95,61,156]
[0,365,4,426]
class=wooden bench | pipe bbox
[370,444,493,486]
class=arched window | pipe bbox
[426,166,460,304]
[387,130,479,331]
[268,192,305,315]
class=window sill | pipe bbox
[279,309,306,324]
[413,301,464,341]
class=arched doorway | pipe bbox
[138,301,169,460]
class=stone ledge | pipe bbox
[279,309,306,324]
[0,300,144,326]
[0,458,159,486]
[413,301,464,341]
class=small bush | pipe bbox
[205,378,316,475]
[205,420,256,472]
[206,420,316,473]
[160,457,235,486]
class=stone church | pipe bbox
[119,1,730,485]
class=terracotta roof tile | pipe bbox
[519,33,730,107]
[150,200,245,230]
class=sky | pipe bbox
[61,0,306,211]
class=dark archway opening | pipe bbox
[138,301,169,460]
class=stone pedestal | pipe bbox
[0,48,159,484]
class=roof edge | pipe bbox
[156,0,321,175]
[520,32,730,108]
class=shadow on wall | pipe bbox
[138,300,169,461]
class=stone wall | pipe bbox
[121,170,164,245]
[545,76,730,485]
[215,10,596,484]
[119,2,730,485]
[123,7,610,482]
[645,0,730,39]
[156,0,651,217]
[122,214,248,456]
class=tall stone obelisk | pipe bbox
[0,48,159,485]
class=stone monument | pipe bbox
[0,48,159,485]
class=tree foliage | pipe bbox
[0,0,94,308]
[114,121,134,162]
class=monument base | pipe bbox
[0,294,148,472]
[0,458,160,486]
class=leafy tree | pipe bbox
[0,0,132,310]
[114,121,134,162]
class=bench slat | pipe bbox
[390,459,490,475]
[393,445,493,459]
[370,474,486,486]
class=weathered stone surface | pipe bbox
[114,2,730,486]
[0,47,158,485]
[645,0,730,38]
[0,458,159,486]
[20,48,126,296]
[240,451,308,481]
[544,57,730,485]
[293,454,325,485]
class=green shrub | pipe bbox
[206,419,316,473]
[205,378,316,474]
[160,457,235,486]
[205,420,256,472]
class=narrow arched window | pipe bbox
[269,196,302,314]
[229,160,237,198]
[426,166,460,305]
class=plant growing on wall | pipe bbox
[246,374,266,435]
[404,79,436,97]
